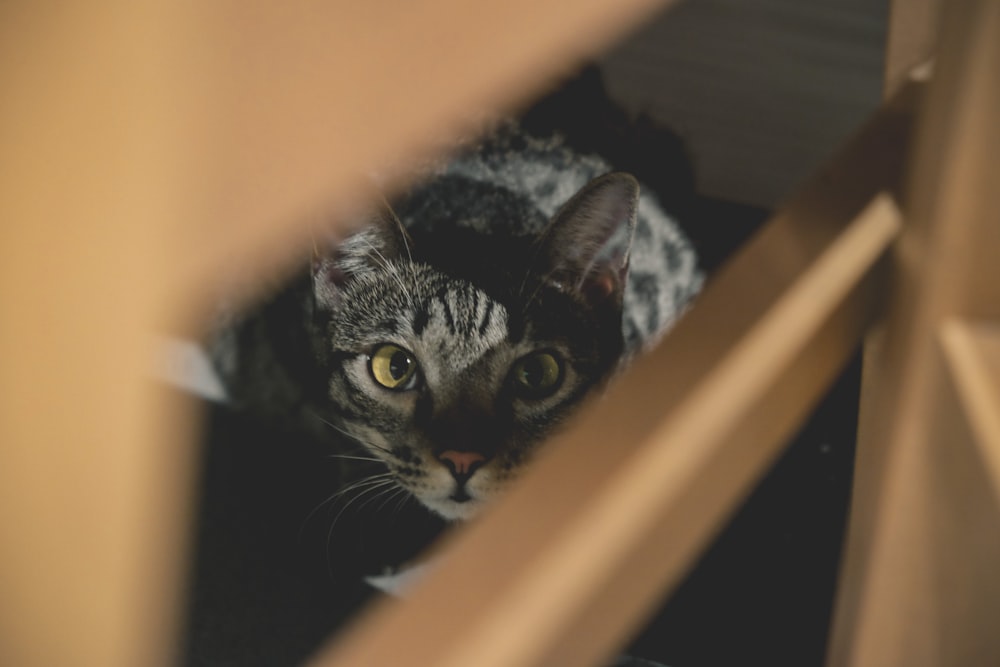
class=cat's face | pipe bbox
[312,173,638,520]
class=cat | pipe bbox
[189,116,701,667]
[210,121,702,527]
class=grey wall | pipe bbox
[600,0,888,207]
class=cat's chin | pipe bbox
[421,496,488,521]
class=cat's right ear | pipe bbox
[312,200,412,310]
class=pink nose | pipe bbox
[437,450,486,476]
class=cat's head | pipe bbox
[311,173,638,520]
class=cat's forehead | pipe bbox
[406,273,510,368]
[337,264,511,356]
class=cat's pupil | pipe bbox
[389,350,411,380]
[512,352,561,398]
[520,358,544,387]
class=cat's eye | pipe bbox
[511,351,563,399]
[369,344,419,390]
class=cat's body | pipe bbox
[192,115,698,667]
[211,121,700,530]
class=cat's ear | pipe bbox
[536,172,638,305]
[312,199,412,310]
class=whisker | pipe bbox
[337,479,396,514]
[357,482,403,514]
[396,217,414,264]
[362,441,394,457]
[326,473,395,503]
[299,472,395,539]
[376,486,411,515]
[308,411,358,441]
[517,235,549,303]
[326,453,383,463]
[519,269,558,320]
[325,480,398,576]
[306,409,396,458]
[361,237,414,308]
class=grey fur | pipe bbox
[432,122,703,351]
[210,123,702,522]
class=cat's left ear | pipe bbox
[312,199,412,310]
[536,172,638,306]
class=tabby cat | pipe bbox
[211,123,701,525]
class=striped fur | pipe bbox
[211,124,701,523]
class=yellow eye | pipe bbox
[512,351,563,398]
[369,344,418,390]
